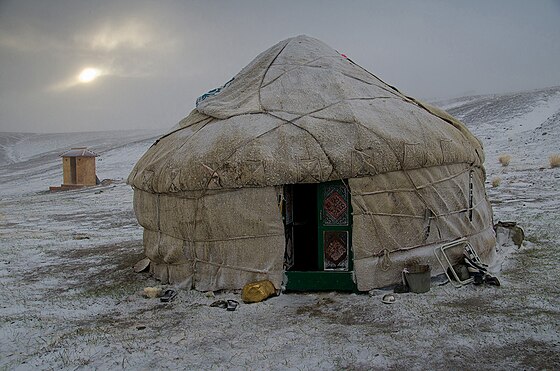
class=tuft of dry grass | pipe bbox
[491,177,501,188]
[549,154,560,168]
[498,154,511,167]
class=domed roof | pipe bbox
[128,35,483,193]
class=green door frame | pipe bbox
[285,180,355,291]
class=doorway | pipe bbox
[283,180,355,291]
[69,157,77,184]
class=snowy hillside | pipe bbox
[0,129,160,197]
[435,85,560,169]
[1,87,559,369]
[437,86,560,243]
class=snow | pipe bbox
[1,86,559,369]
[0,130,159,197]
[506,90,560,134]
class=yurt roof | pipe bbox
[61,148,98,158]
[128,35,484,193]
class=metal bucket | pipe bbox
[404,264,431,293]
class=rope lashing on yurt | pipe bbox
[128,36,495,291]
[380,249,393,271]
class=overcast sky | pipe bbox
[1,0,559,133]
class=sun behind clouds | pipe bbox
[78,67,101,83]
[49,66,106,91]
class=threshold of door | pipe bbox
[285,271,356,292]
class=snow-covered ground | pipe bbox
[1,86,559,369]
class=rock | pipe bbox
[494,221,525,247]
[143,287,162,298]
[393,283,409,293]
[447,263,470,281]
[73,234,90,240]
[133,257,150,273]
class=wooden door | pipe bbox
[284,180,354,291]
[70,157,77,184]
[318,180,352,272]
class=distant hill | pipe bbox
[0,130,160,196]
[434,85,560,129]
[1,86,558,197]
[434,85,560,170]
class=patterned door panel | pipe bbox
[319,181,351,271]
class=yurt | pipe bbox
[128,35,495,292]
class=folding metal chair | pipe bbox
[433,238,475,287]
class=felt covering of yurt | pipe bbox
[127,35,495,292]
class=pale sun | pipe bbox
[78,68,101,83]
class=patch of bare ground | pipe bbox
[20,240,144,297]
[477,338,560,369]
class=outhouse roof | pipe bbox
[60,148,99,157]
